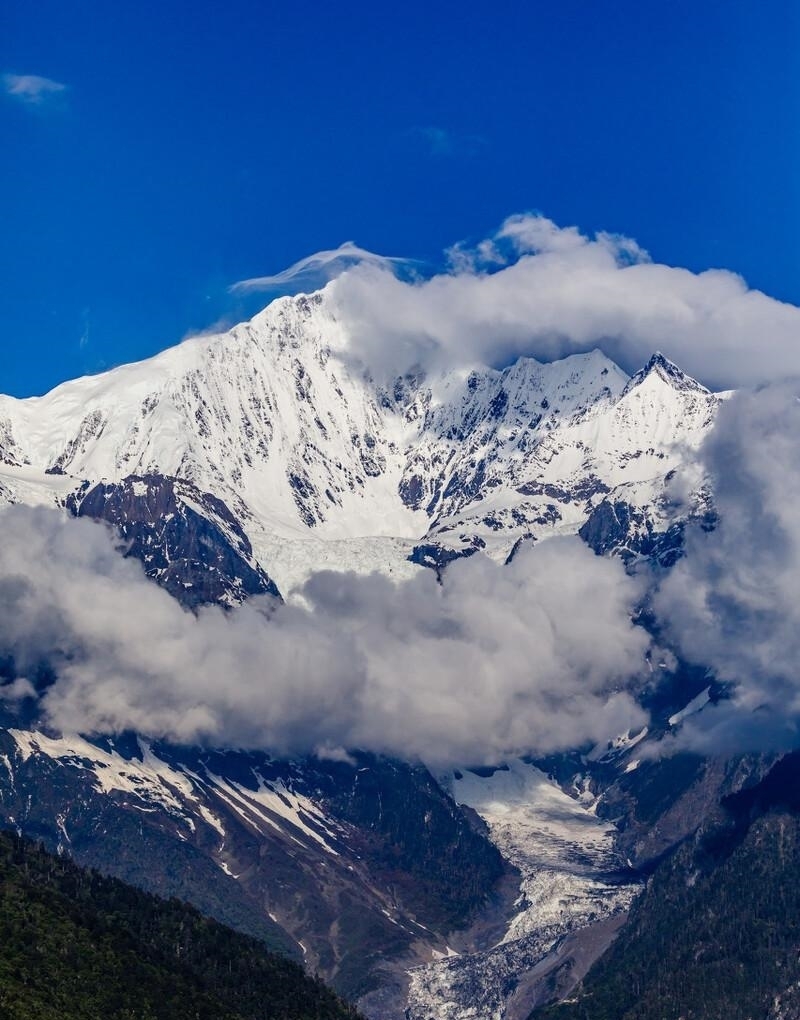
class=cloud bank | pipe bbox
[0,506,648,765]
[325,215,800,390]
[655,382,800,753]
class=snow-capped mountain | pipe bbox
[0,288,720,596]
[0,287,736,1019]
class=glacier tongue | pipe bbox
[406,761,640,1020]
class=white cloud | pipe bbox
[654,382,800,753]
[230,242,418,296]
[4,73,66,105]
[0,506,649,765]
[325,214,800,390]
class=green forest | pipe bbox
[0,830,363,1020]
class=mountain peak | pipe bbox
[624,351,709,396]
[646,350,674,370]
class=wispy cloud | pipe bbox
[78,308,90,351]
[230,241,417,296]
[406,125,487,159]
[4,73,67,106]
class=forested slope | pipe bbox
[537,754,800,1020]
[0,830,363,1020]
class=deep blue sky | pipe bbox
[2,1,798,397]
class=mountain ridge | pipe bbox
[0,288,721,596]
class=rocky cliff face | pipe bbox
[0,727,507,1012]
[66,474,281,608]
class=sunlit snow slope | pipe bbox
[0,288,719,594]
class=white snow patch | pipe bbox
[669,686,711,727]
[202,772,340,856]
[7,730,225,838]
[588,725,649,762]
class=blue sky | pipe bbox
[2,0,798,397]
